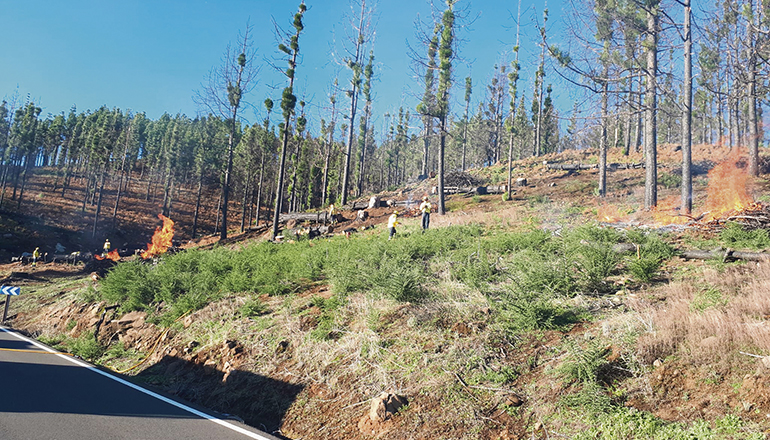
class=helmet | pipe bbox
[422,196,428,201]
[393,211,399,215]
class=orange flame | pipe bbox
[141,214,175,259]
[701,151,755,221]
[95,249,121,262]
[597,204,624,223]
[651,195,689,225]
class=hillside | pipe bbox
[3,145,770,439]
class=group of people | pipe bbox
[387,196,432,240]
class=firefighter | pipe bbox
[387,211,399,240]
[103,239,111,256]
[32,247,41,268]
[419,196,432,232]
[328,204,338,224]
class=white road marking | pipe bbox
[0,327,277,440]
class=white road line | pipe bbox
[0,327,277,440]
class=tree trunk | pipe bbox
[644,4,658,210]
[681,0,693,214]
[192,174,203,238]
[255,151,265,227]
[438,117,446,215]
[598,66,609,198]
[747,0,759,176]
[92,169,106,238]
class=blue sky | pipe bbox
[1,0,569,137]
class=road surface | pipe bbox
[0,327,280,440]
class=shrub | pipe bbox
[240,296,269,318]
[626,256,661,283]
[499,291,582,332]
[67,332,105,361]
[719,222,770,250]
[558,339,611,384]
[658,171,682,189]
[100,261,156,311]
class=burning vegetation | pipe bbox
[141,214,175,259]
[602,150,767,232]
[95,249,121,262]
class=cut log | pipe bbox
[544,162,644,171]
[278,211,331,224]
[680,249,770,262]
[432,185,506,195]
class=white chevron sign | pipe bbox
[0,286,20,296]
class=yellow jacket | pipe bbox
[387,214,399,228]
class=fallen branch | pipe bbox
[679,249,770,262]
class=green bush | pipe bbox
[500,291,582,332]
[658,171,682,189]
[67,332,105,361]
[719,222,770,250]
[100,261,156,311]
[558,340,611,384]
[240,296,269,318]
[625,256,661,283]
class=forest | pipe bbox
[0,0,765,241]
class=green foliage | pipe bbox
[560,381,614,413]
[558,339,611,384]
[100,261,156,311]
[308,295,345,340]
[625,256,661,283]
[690,287,728,312]
[658,171,682,189]
[500,291,582,332]
[566,408,762,440]
[67,332,105,361]
[622,230,676,283]
[240,296,269,318]
[719,222,770,249]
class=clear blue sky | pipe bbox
[1,0,569,137]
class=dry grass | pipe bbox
[631,261,770,365]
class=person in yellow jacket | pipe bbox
[387,211,399,240]
[328,204,338,224]
[419,196,432,232]
[103,239,111,257]
[32,247,41,268]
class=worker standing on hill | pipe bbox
[387,211,399,240]
[32,247,40,268]
[419,196,432,232]
[328,204,338,224]
[103,239,111,256]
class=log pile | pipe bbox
[545,162,644,171]
[432,185,507,195]
[444,170,485,187]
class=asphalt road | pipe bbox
[0,327,280,440]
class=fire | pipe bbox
[141,214,175,259]
[95,249,121,262]
[597,204,625,223]
[652,195,688,225]
[701,151,755,221]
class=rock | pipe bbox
[505,394,523,407]
[653,359,663,369]
[516,177,528,187]
[760,357,770,372]
[369,392,408,422]
[699,336,720,349]
[276,340,290,354]
[451,321,471,336]
[114,311,147,330]
[369,393,388,421]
